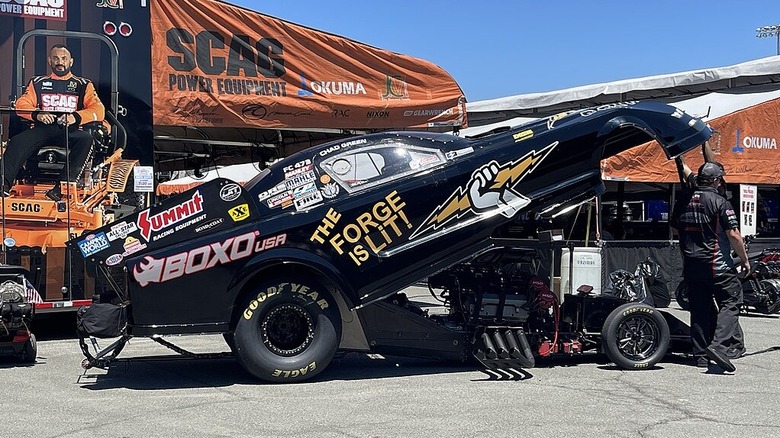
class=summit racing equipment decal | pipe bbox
[137,191,204,241]
[410,142,558,240]
[132,232,286,287]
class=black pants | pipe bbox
[684,261,744,357]
[1,124,93,188]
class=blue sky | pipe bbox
[230,1,780,102]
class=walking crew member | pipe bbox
[671,162,748,372]
[1,44,105,200]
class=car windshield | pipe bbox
[320,141,444,193]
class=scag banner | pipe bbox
[602,97,780,184]
[0,0,66,21]
[151,0,466,130]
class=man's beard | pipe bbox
[51,65,70,77]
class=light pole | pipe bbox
[756,24,780,56]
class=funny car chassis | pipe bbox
[78,333,234,371]
[77,297,693,379]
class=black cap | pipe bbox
[698,162,724,179]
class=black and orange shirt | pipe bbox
[15,72,105,128]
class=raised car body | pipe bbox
[69,101,712,381]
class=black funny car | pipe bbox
[70,101,711,382]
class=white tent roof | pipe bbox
[157,162,264,195]
[466,55,780,127]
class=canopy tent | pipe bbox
[460,56,780,184]
[603,95,780,184]
[466,56,780,127]
[149,0,466,170]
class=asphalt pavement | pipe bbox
[2,289,780,438]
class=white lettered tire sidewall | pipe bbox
[601,302,670,370]
[234,280,341,382]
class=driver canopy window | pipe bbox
[322,143,444,192]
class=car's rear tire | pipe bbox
[601,303,670,370]
[675,281,690,310]
[20,333,37,364]
[233,279,341,382]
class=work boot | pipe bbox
[706,347,736,372]
[45,182,62,201]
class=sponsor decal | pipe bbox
[105,254,124,267]
[41,94,77,113]
[578,102,636,117]
[77,232,110,258]
[132,232,286,287]
[331,109,350,118]
[240,103,312,120]
[219,183,242,202]
[731,128,777,154]
[106,221,138,241]
[292,182,316,197]
[228,204,250,222]
[297,73,367,96]
[309,191,411,266]
[258,182,288,202]
[321,182,340,199]
[267,191,294,209]
[137,191,204,241]
[165,27,287,96]
[403,108,454,117]
[122,236,147,256]
[10,202,41,213]
[367,110,390,119]
[294,190,323,211]
[96,0,123,9]
[411,142,558,240]
[195,217,224,233]
[512,129,533,142]
[285,171,316,190]
[283,160,313,179]
[42,81,53,88]
[0,0,66,21]
[381,74,409,100]
[318,138,368,157]
[446,147,474,160]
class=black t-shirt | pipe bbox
[671,186,739,273]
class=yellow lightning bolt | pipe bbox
[491,155,537,190]
[428,192,472,225]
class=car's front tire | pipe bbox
[233,279,341,382]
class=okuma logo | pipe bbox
[297,72,366,96]
[731,128,778,153]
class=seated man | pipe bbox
[1,44,106,201]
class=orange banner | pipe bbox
[150,0,466,130]
[603,97,780,184]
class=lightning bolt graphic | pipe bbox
[410,141,558,240]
